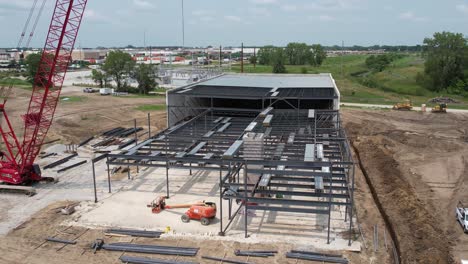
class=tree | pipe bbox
[257,45,276,65]
[365,55,391,72]
[419,31,468,92]
[102,50,135,91]
[25,53,42,83]
[285,43,311,65]
[309,44,327,67]
[272,48,287,73]
[249,55,257,65]
[91,69,109,88]
[133,64,157,94]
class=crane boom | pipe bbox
[0,0,88,184]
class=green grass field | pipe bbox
[230,54,468,108]
[0,77,32,90]
[60,96,86,103]
[135,104,166,111]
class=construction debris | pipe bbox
[428,97,459,104]
[105,228,164,238]
[91,239,105,254]
[119,256,198,264]
[101,243,199,256]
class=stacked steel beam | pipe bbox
[234,250,277,257]
[120,256,198,264]
[286,250,348,263]
[102,243,198,256]
[105,228,164,238]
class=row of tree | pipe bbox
[256,43,327,73]
[91,50,157,94]
[418,32,468,94]
[24,51,157,94]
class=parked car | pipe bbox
[456,201,468,233]
[83,87,96,93]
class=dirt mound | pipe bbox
[346,121,454,264]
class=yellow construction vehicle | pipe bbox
[432,103,447,113]
[392,100,413,111]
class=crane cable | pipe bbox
[17,0,39,49]
[25,0,48,49]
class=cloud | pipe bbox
[250,0,277,4]
[456,3,468,14]
[133,0,155,9]
[281,4,297,12]
[85,9,115,23]
[305,0,362,11]
[224,15,242,22]
[319,15,335,21]
[399,11,426,22]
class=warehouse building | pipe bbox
[106,73,355,245]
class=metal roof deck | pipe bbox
[171,74,338,99]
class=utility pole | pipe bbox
[181,0,185,50]
[253,47,256,69]
[341,40,344,78]
[219,45,222,68]
[241,42,244,73]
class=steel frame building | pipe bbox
[105,73,355,245]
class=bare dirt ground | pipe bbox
[343,108,468,264]
[4,85,467,263]
[4,86,167,144]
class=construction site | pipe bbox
[1,1,468,264]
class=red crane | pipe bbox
[0,0,88,185]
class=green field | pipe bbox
[135,104,166,111]
[231,54,468,109]
[0,77,32,89]
[60,96,87,103]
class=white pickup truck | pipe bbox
[456,201,468,233]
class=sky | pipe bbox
[0,0,467,48]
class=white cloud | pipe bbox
[85,9,114,23]
[281,4,297,12]
[250,0,277,4]
[133,0,155,9]
[318,15,335,21]
[456,3,468,14]
[399,11,426,22]
[305,0,362,11]
[224,15,242,22]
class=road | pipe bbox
[341,102,468,113]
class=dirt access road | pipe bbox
[343,109,468,264]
